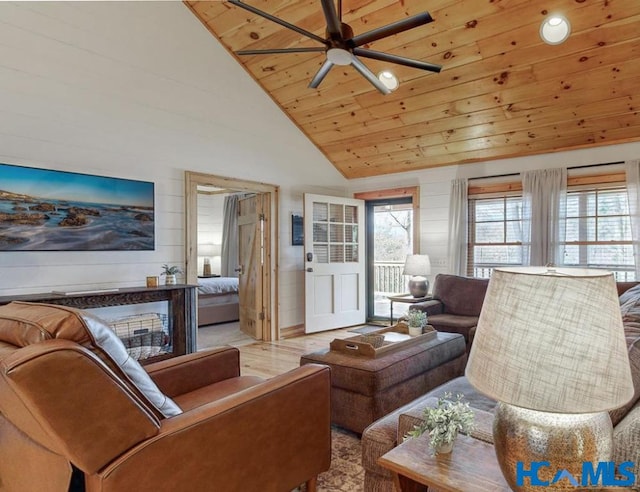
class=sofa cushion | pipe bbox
[432,274,489,317]
[611,295,640,426]
[0,302,182,418]
[619,283,640,305]
[427,313,479,335]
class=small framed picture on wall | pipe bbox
[291,214,303,246]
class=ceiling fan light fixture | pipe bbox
[229,1,441,94]
[327,48,352,66]
[377,70,399,91]
[540,14,571,45]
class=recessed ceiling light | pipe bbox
[377,70,399,91]
[540,15,571,45]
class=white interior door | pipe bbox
[304,193,366,333]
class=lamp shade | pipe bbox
[198,243,221,257]
[466,267,633,414]
[402,254,431,276]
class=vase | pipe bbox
[431,431,457,455]
[434,439,455,454]
[408,325,423,336]
[165,274,176,285]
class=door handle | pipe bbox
[306,267,314,272]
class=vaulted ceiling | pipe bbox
[186,0,640,179]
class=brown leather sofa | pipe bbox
[408,274,489,351]
[0,302,331,492]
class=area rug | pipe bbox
[300,426,364,492]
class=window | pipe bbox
[563,186,635,281]
[467,174,635,280]
[468,195,523,278]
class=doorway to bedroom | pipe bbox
[185,172,279,348]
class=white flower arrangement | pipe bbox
[406,310,427,327]
[405,392,475,454]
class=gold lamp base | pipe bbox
[493,402,613,491]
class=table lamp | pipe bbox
[198,243,220,276]
[403,254,431,297]
[466,267,633,491]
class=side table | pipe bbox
[378,432,626,492]
[378,433,510,492]
[387,293,432,325]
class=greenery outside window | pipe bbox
[467,174,635,280]
[563,186,634,281]
[467,195,523,278]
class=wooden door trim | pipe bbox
[354,186,420,254]
[185,171,279,341]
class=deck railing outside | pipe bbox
[374,261,406,295]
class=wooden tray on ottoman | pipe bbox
[330,323,436,358]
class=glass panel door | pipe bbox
[366,197,414,322]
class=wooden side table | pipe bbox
[387,293,432,325]
[379,433,627,492]
[378,433,510,492]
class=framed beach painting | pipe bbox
[0,163,155,251]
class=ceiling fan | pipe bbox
[228,0,442,95]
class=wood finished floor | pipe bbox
[197,323,357,379]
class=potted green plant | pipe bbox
[406,310,427,336]
[405,392,475,455]
[161,264,182,285]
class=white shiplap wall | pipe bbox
[348,141,640,288]
[196,193,225,275]
[0,0,348,332]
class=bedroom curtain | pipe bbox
[447,178,468,276]
[221,194,240,277]
[626,159,640,277]
[521,168,567,266]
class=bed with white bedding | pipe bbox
[197,276,239,326]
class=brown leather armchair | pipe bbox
[0,302,331,492]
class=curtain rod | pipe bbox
[468,161,625,181]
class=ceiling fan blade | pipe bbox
[353,48,442,72]
[349,12,433,47]
[229,0,328,46]
[238,47,327,55]
[309,59,334,89]
[321,0,342,39]
[350,56,391,95]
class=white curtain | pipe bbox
[447,178,468,275]
[521,168,567,266]
[626,159,640,277]
[221,194,240,277]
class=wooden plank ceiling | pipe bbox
[186,0,640,179]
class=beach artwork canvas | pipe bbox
[0,163,155,251]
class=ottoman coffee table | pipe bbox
[300,331,466,434]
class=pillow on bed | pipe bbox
[0,301,182,418]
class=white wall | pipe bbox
[196,193,225,275]
[0,0,347,321]
[348,141,640,288]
